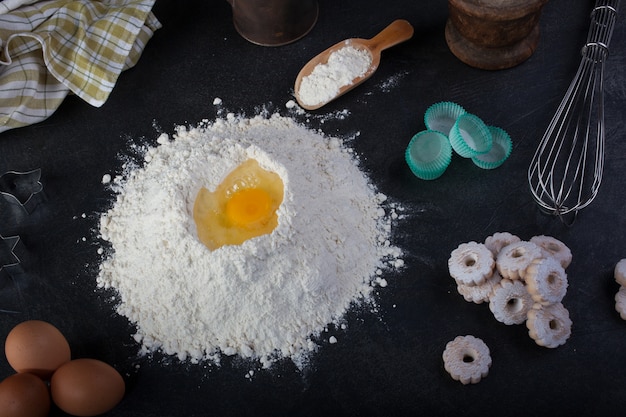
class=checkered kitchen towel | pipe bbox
[0,0,161,133]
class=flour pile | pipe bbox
[97,113,403,368]
[298,45,372,107]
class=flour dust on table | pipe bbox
[97,112,404,369]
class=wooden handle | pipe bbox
[366,19,414,53]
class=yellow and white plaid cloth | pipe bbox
[0,0,161,133]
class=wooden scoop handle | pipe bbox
[363,19,414,54]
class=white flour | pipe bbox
[97,113,403,369]
[298,44,372,107]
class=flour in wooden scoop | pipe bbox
[97,113,403,368]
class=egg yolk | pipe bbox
[193,159,284,250]
[225,188,273,226]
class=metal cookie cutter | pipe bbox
[0,233,25,314]
[0,168,46,214]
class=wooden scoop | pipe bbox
[294,19,414,110]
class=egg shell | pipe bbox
[5,320,71,379]
[0,372,51,417]
[51,358,125,417]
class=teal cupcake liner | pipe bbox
[405,130,452,180]
[449,113,493,158]
[424,101,467,137]
[472,126,513,169]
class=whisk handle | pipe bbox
[582,0,620,60]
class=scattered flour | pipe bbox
[97,113,402,369]
[298,44,372,107]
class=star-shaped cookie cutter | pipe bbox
[0,168,46,214]
[0,233,25,314]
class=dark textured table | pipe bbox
[1,1,625,416]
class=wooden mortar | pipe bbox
[445,0,549,70]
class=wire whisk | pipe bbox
[528,0,620,224]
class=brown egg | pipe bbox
[5,320,71,379]
[50,358,125,417]
[0,372,51,417]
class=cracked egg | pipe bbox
[193,159,284,250]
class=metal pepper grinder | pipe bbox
[226,0,318,46]
[445,0,549,70]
